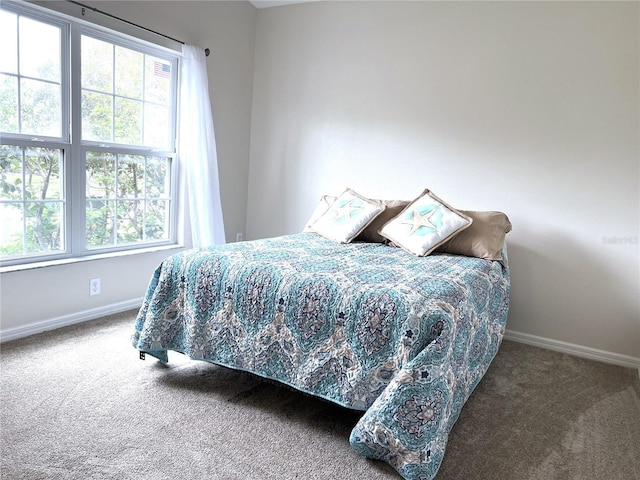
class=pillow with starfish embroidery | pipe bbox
[309,188,386,243]
[378,189,473,256]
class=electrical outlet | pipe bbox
[236,232,243,242]
[90,278,101,296]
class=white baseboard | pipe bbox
[0,298,143,343]
[504,329,640,374]
[3,304,639,376]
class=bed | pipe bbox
[132,189,511,480]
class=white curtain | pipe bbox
[178,44,226,247]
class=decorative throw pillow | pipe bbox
[435,210,512,264]
[379,189,472,256]
[355,199,410,243]
[303,195,337,232]
[309,189,385,243]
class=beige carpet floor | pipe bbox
[1,310,639,479]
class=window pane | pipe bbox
[146,157,169,197]
[146,200,169,240]
[85,152,171,248]
[82,91,113,142]
[81,36,113,93]
[19,16,60,82]
[0,202,24,256]
[20,78,61,137]
[0,11,18,74]
[86,151,116,199]
[117,200,143,243]
[86,199,115,248]
[22,147,62,201]
[80,39,175,150]
[25,201,63,253]
[0,143,22,191]
[145,56,171,104]
[0,13,63,139]
[1,144,65,258]
[0,75,19,133]
[1,145,66,257]
[117,155,144,198]
[143,103,170,150]
[115,46,143,99]
[114,97,142,145]
[0,145,24,256]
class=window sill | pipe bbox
[0,244,186,274]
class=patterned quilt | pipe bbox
[132,233,510,480]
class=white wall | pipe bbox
[0,249,179,338]
[3,0,638,365]
[0,1,256,337]
[248,2,640,358]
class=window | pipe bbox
[0,1,178,267]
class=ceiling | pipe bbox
[250,0,318,8]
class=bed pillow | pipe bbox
[309,189,385,243]
[435,210,512,264]
[355,199,410,243]
[379,189,472,256]
[303,195,337,232]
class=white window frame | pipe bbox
[0,0,179,268]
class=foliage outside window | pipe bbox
[85,152,171,248]
[0,2,178,266]
[0,145,64,256]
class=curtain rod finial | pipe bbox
[205,48,210,57]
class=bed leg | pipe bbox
[139,352,146,360]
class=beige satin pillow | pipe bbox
[356,199,410,243]
[435,210,512,265]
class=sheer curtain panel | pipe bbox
[178,44,226,247]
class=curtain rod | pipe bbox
[66,0,210,57]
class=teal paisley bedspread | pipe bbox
[132,233,510,480]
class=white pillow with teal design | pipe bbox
[303,194,337,232]
[379,189,472,256]
[310,189,385,243]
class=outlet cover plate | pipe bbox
[90,278,101,296]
